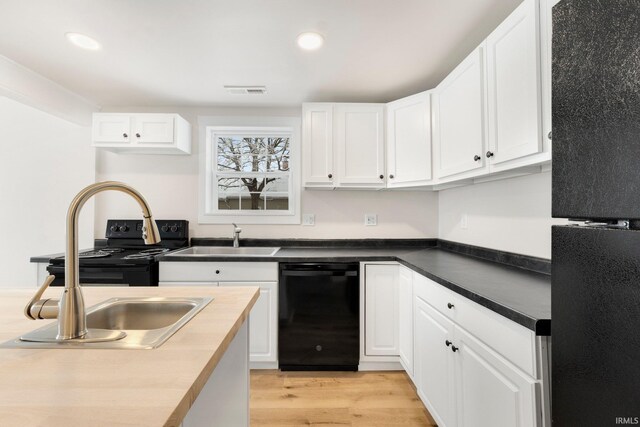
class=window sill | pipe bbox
[198,213,301,225]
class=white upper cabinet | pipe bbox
[386,91,433,187]
[302,103,335,188]
[334,104,385,188]
[132,114,176,144]
[92,113,191,155]
[485,0,543,170]
[433,45,488,182]
[303,103,385,189]
[92,114,131,144]
[303,0,552,190]
[540,0,562,153]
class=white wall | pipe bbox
[95,106,438,239]
[0,96,95,287]
[438,171,565,259]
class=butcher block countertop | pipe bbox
[0,286,259,427]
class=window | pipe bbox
[200,123,300,224]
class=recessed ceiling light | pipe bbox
[296,32,324,50]
[65,32,101,50]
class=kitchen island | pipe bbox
[0,286,259,427]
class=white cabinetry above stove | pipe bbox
[92,113,191,154]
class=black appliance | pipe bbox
[278,263,359,371]
[551,1,640,425]
[46,219,188,287]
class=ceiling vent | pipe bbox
[224,86,267,95]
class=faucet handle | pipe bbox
[232,223,242,232]
[24,275,57,320]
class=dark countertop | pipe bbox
[31,240,551,335]
[160,245,551,336]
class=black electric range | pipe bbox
[47,219,189,287]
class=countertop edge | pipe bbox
[394,258,549,335]
[159,251,550,336]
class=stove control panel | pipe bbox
[105,219,189,240]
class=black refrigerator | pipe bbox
[552,0,640,425]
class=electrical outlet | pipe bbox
[461,214,468,230]
[365,214,377,226]
[302,214,315,226]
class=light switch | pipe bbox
[461,214,468,230]
[365,214,377,226]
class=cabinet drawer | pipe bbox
[159,262,278,282]
[413,272,460,320]
[158,281,218,287]
[413,272,536,377]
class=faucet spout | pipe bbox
[58,181,160,340]
[232,223,242,248]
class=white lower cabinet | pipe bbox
[415,297,456,427]
[413,273,542,427]
[219,281,277,364]
[397,266,414,376]
[364,264,399,356]
[159,262,278,367]
[454,327,538,427]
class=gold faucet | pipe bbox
[23,182,160,343]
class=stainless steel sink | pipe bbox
[167,246,280,257]
[3,297,212,349]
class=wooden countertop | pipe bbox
[0,286,259,427]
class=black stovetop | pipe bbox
[49,219,189,267]
[50,246,175,266]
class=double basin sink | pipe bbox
[8,297,212,349]
[166,246,280,257]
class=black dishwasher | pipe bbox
[278,263,359,371]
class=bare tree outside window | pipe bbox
[216,136,290,211]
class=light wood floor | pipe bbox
[250,370,437,426]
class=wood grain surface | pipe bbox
[250,370,436,426]
[0,286,259,427]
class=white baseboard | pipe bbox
[250,361,279,370]
[358,361,404,371]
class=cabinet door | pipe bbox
[486,0,542,167]
[386,92,433,187]
[302,103,335,187]
[434,46,487,180]
[454,327,538,427]
[334,104,385,188]
[398,266,414,376]
[131,114,175,144]
[219,281,278,363]
[540,0,561,152]
[92,114,131,144]
[364,264,399,356]
[414,297,456,427]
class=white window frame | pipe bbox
[198,116,301,224]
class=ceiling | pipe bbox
[0,0,521,108]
